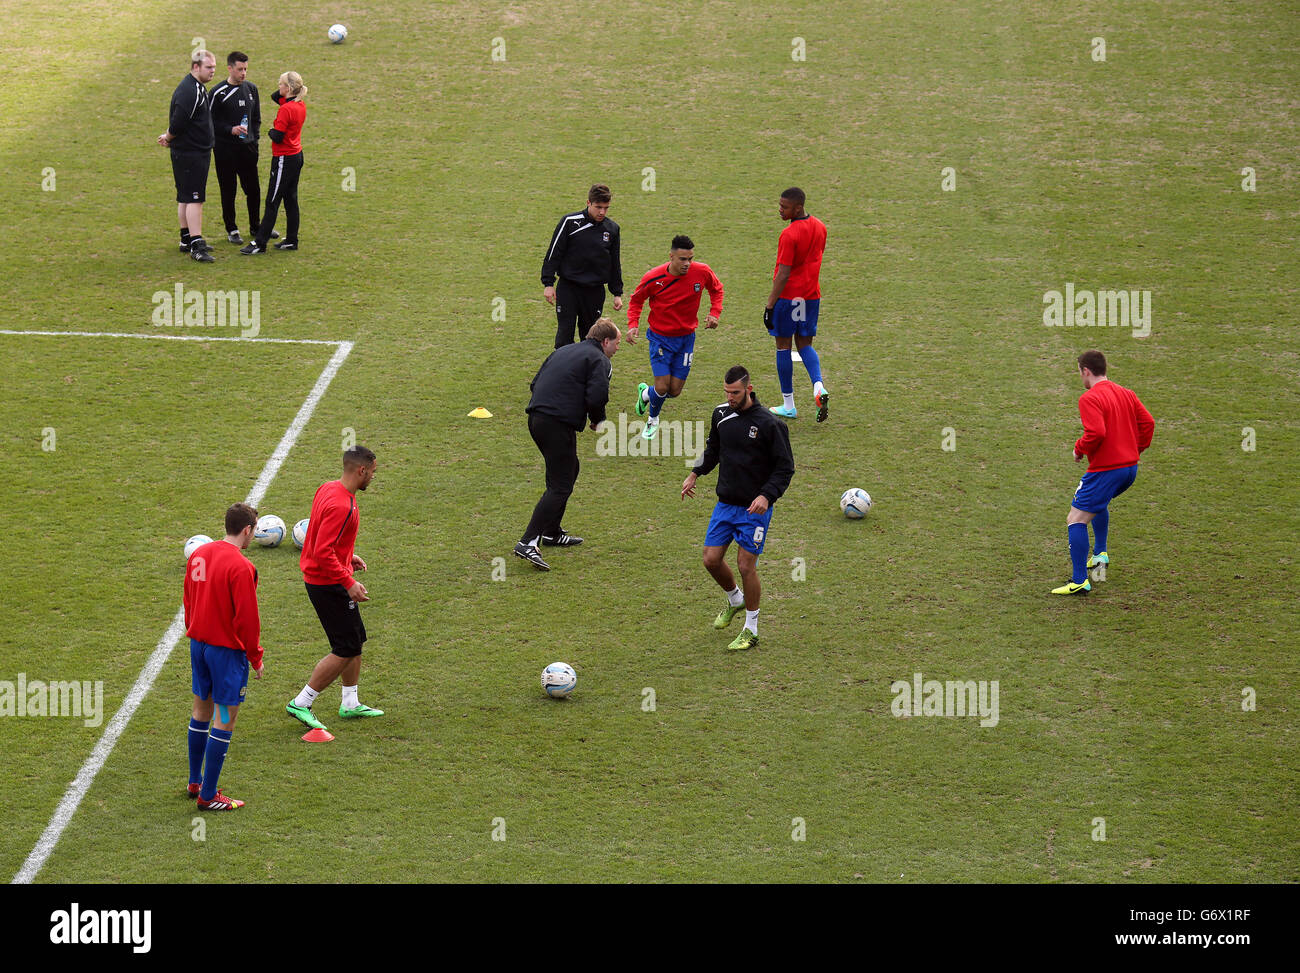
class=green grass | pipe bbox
[0,0,1296,883]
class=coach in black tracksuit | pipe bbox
[514,319,621,571]
[209,52,264,244]
[541,184,624,348]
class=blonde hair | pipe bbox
[279,71,308,100]
[587,318,620,343]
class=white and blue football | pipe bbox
[184,534,213,560]
[541,662,577,698]
[840,488,872,519]
[254,514,286,547]
[292,518,309,549]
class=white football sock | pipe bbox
[342,685,359,709]
[294,685,319,708]
[726,586,744,607]
[783,392,795,410]
[814,381,826,398]
[744,609,759,634]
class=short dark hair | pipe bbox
[227,51,248,66]
[588,184,612,204]
[781,187,806,206]
[671,234,694,251]
[1077,350,1107,376]
[724,365,750,386]
[344,445,377,470]
[225,502,259,535]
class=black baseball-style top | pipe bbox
[693,396,795,508]
[209,79,261,145]
[167,75,214,152]
[541,208,623,295]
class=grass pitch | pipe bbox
[0,0,1296,883]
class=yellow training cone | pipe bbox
[468,407,493,418]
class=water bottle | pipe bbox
[240,113,250,142]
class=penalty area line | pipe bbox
[11,339,355,885]
[0,329,347,347]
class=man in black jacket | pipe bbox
[158,50,217,261]
[515,318,621,570]
[541,184,624,348]
[209,52,267,245]
[681,365,795,650]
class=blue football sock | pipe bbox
[799,345,823,386]
[647,386,666,418]
[1068,523,1089,583]
[188,717,209,785]
[776,349,794,394]
[1091,509,1109,554]
[199,727,233,802]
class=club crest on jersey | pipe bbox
[694,282,701,292]
[749,426,758,438]
[602,231,610,243]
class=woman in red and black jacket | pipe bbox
[242,71,307,254]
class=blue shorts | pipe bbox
[190,639,250,707]
[1072,465,1138,514]
[648,330,696,379]
[704,501,774,556]
[768,298,820,338]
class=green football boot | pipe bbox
[635,382,649,417]
[1050,580,1091,596]
[286,701,328,731]
[339,703,385,718]
[713,602,743,629]
[727,629,759,651]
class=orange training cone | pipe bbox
[301,728,334,742]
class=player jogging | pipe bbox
[183,502,264,810]
[627,234,724,441]
[764,187,829,422]
[681,365,795,650]
[1053,350,1154,595]
[287,446,384,733]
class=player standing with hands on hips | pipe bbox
[765,188,829,422]
[541,184,624,348]
[626,234,724,441]
[287,447,384,734]
[1053,350,1154,596]
[682,366,795,650]
[241,71,306,254]
[183,503,264,810]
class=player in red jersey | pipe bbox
[626,235,724,441]
[1053,351,1155,595]
[241,70,307,254]
[286,446,383,733]
[764,188,830,422]
[183,502,264,810]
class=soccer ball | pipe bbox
[254,515,286,547]
[328,24,348,43]
[184,535,213,560]
[541,662,577,698]
[292,518,309,549]
[840,488,872,519]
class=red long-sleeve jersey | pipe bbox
[1075,380,1154,472]
[269,96,305,156]
[300,480,359,588]
[184,540,263,669]
[626,261,724,337]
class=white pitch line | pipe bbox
[12,339,355,885]
[0,329,346,347]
